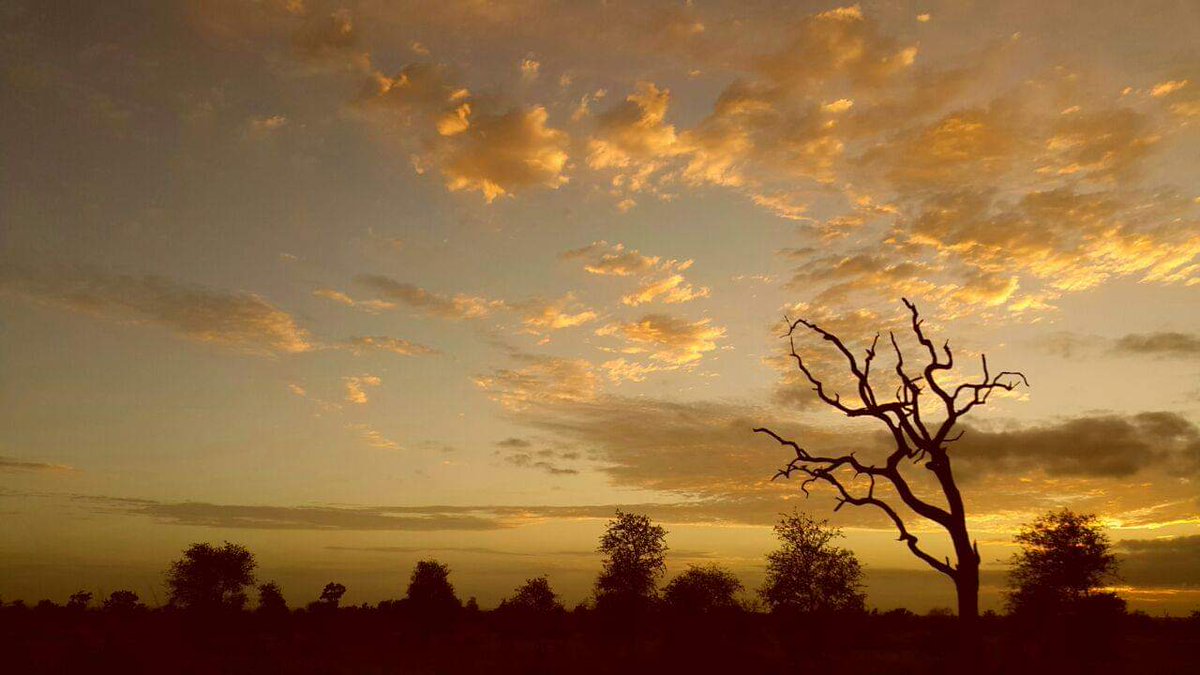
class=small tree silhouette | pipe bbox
[166,542,256,611]
[759,511,865,614]
[102,590,142,612]
[317,582,347,609]
[663,564,743,614]
[755,299,1027,619]
[1007,509,1122,616]
[499,576,563,614]
[595,509,668,613]
[405,559,461,616]
[66,591,92,610]
[257,581,288,614]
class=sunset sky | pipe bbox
[2,0,1198,614]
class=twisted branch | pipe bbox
[760,298,1028,582]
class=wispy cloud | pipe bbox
[0,457,76,473]
[0,265,313,355]
[343,335,440,357]
[357,275,506,319]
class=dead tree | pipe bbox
[755,299,1027,620]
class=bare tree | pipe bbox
[755,299,1027,620]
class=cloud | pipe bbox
[359,62,467,124]
[0,457,75,473]
[899,187,1200,310]
[474,354,599,411]
[0,265,313,355]
[515,295,598,333]
[1117,535,1200,588]
[313,288,397,313]
[595,314,725,366]
[519,57,540,81]
[493,437,582,475]
[358,62,569,202]
[348,423,401,450]
[561,241,662,277]
[555,6,1195,318]
[954,412,1200,478]
[245,114,288,139]
[343,335,440,357]
[562,241,709,307]
[1150,80,1188,98]
[587,81,680,171]
[357,275,505,319]
[753,5,917,91]
[440,106,570,202]
[597,358,669,383]
[343,375,382,404]
[621,274,710,306]
[1031,331,1100,359]
[127,501,507,531]
[1112,332,1200,357]
[503,452,579,476]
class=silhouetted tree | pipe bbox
[663,564,743,614]
[166,542,256,611]
[102,590,143,612]
[405,559,461,616]
[499,576,564,614]
[594,510,668,612]
[317,582,347,609]
[66,591,92,610]
[760,512,865,614]
[1007,509,1123,616]
[755,299,1027,619]
[257,581,288,614]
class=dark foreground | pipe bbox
[3,607,1196,675]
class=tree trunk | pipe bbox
[955,558,979,620]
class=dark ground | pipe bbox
[2,606,1196,674]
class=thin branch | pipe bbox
[756,440,956,579]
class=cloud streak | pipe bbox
[0,265,313,355]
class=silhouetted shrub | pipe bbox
[102,590,143,612]
[404,559,461,620]
[308,581,346,612]
[1006,509,1121,618]
[166,541,256,611]
[256,581,288,615]
[663,564,744,615]
[498,576,563,614]
[760,511,865,614]
[66,590,92,610]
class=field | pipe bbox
[4,606,1197,675]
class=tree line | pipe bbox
[3,508,1130,621]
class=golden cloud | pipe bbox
[563,241,709,309]
[441,106,569,202]
[313,288,397,313]
[343,374,382,404]
[516,295,599,333]
[621,274,710,306]
[344,336,440,357]
[561,241,662,277]
[587,81,679,171]
[474,354,599,411]
[359,63,569,202]
[595,314,725,366]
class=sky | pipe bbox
[1,0,1198,614]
